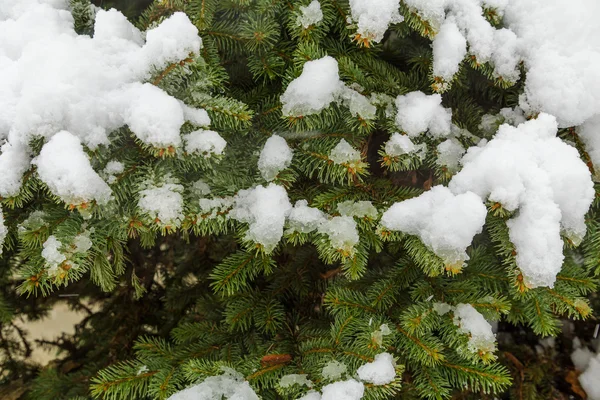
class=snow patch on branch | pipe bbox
[184,129,227,157]
[167,367,259,400]
[453,303,496,354]
[258,135,293,181]
[280,56,375,119]
[229,183,292,252]
[348,0,403,43]
[450,114,594,287]
[138,180,185,228]
[0,2,207,198]
[296,0,323,28]
[33,131,112,205]
[395,92,452,138]
[381,186,487,266]
[356,352,396,385]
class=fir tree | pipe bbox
[0,1,599,400]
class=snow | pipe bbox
[281,56,343,117]
[297,0,323,28]
[287,200,327,234]
[338,87,377,120]
[138,182,185,227]
[297,392,322,400]
[280,374,313,388]
[181,103,211,128]
[139,11,201,70]
[578,114,600,176]
[192,179,212,197]
[18,210,47,233]
[453,303,496,353]
[432,19,467,81]
[258,135,293,181]
[395,92,452,138]
[433,302,452,315]
[42,235,66,276]
[184,129,227,157]
[321,379,365,400]
[450,114,595,287]
[0,209,7,255]
[229,184,292,252]
[103,160,124,184]
[0,2,206,197]
[73,232,92,253]
[401,0,600,127]
[329,139,361,165]
[337,201,378,219]
[167,368,259,400]
[322,360,347,380]
[380,186,487,265]
[318,216,360,253]
[371,323,392,347]
[33,131,112,206]
[571,338,594,371]
[356,352,396,385]
[503,0,600,127]
[280,57,375,119]
[348,0,404,43]
[93,8,143,44]
[571,339,600,400]
[0,143,30,198]
[199,197,234,219]
[124,83,185,148]
[384,133,426,158]
[580,354,600,400]
[436,138,465,172]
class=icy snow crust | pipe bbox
[0,1,207,199]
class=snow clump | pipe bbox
[321,379,365,400]
[384,133,426,158]
[348,0,404,43]
[321,360,347,380]
[453,303,497,354]
[0,2,208,198]
[450,114,594,287]
[258,135,293,181]
[183,129,227,157]
[287,200,327,234]
[337,200,378,219]
[167,367,259,400]
[395,92,452,138]
[33,131,112,205]
[229,184,292,252]
[296,1,323,28]
[329,139,361,165]
[280,56,375,119]
[356,352,396,385]
[318,216,360,253]
[279,374,313,388]
[571,338,600,400]
[138,181,185,228]
[380,186,487,266]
